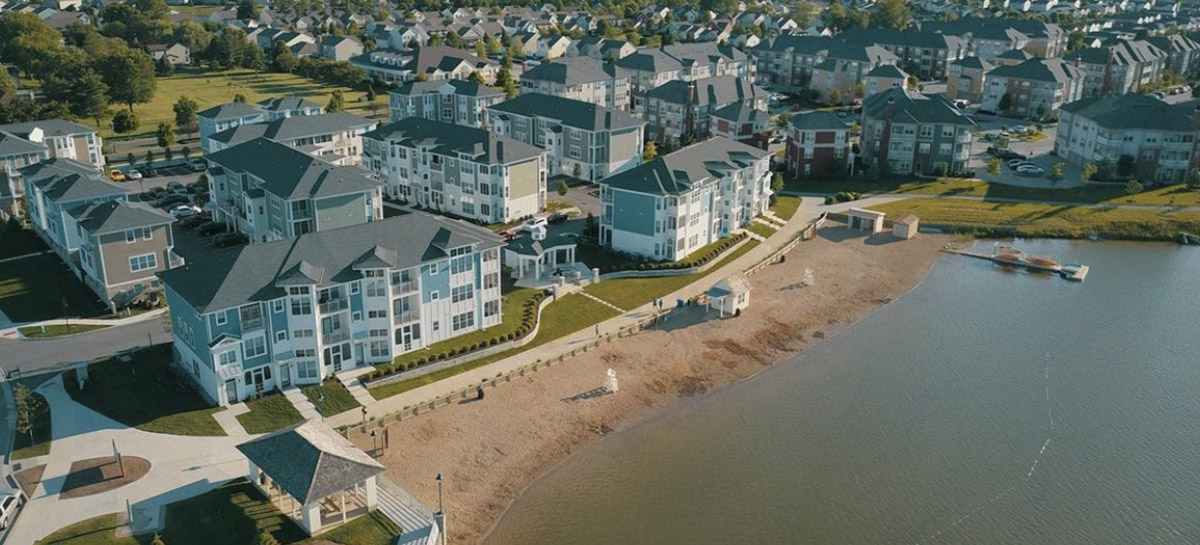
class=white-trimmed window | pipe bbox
[141,227,153,240]
[129,253,157,272]
[272,300,284,313]
[215,312,228,326]
[243,336,267,358]
[452,311,475,331]
[293,329,314,338]
[125,230,136,244]
[275,330,287,342]
[451,284,473,303]
[218,350,237,366]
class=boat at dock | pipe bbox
[943,246,1089,283]
[1025,256,1060,269]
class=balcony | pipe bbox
[242,317,264,331]
[322,329,350,344]
[318,298,348,314]
[392,280,418,294]
[393,310,420,325]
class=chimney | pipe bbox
[496,140,504,161]
[885,95,895,120]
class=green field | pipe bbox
[789,177,1200,207]
[584,240,761,310]
[236,393,303,434]
[301,380,361,417]
[867,198,1200,241]
[745,221,778,239]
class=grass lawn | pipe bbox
[867,198,1200,241]
[369,293,619,401]
[0,254,108,323]
[0,228,48,260]
[584,240,761,311]
[104,68,379,141]
[11,389,51,460]
[770,195,803,221]
[64,344,226,436]
[789,177,1200,207]
[388,287,543,370]
[19,324,109,338]
[236,393,304,434]
[301,380,361,417]
[33,480,403,545]
[745,221,778,239]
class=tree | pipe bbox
[126,152,135,166]
[93,48,157,111]
[1081,162,1098,182]
[1125,179,1143,199]
[495,66,517,98]
[233,93,247,103]
[642,140,657,161]
[873,0,911,30]
[111,110,139,134]
[327,89,345,112]
[237,0,261,20]
[164,145,173,162]
[0,64,12,95]
[273,41,298,72]
[1116,154,1136,177]
[556,180,569,196]
[1067,29,1086,52]
[42,65,110,126]
[14,383,45,446]
[181,146,192,159]
[1049,161,1064,182]
[987,157,1003,176]
[774,111,792,129]
[414,71,428,82]
[468,71,485,84]
[584,211,596,234]
[829,89,842,106]
[144,149,155,165]
[173,96,198,137]
[475,40,487,59]
[771,173,784,195]
[855,81,866,99]
[0,13,65,78]
[258,530,279,545]
[151,533,166,545]
[446,32,466,50]
[998,92,1013,113]
[365,86,377,102]
[156,121,175,148]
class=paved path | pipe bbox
[5,376,248,545]
[784,189,1200,211]
[0,322,169,380]
[325,196,893,429]
[0,250,50,265]
[0,308,167,338]
[283,388,321,421]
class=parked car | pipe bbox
[154,194,190,209]
[547,211,569,224]
[108,169,127,182]
[186,181,206,194]
[521,217,548,232]
[178,213,211,230]
[1016,165,1044,176]
[0,485,26,530]
[499,229,517,241]
[1012,125,1028,135]
[1007,159,1030,170]
[166,181,186,194]
[187,158,208,172]
[195,221,226,235]
[169,204,201,219]
[137,165,158,177]
[125,169,142,180]
[212,232,249,248]
[147,187,169,199]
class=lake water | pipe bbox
[484,240,1200,545]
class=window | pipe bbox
[290,297,312,315]
[368,310,387,319]
[129,253,158,272]
[141,227,152,240]
[369,340,389,358]
[243,336,267,358]
[275,330,287,342]
[483,273,498,290]
[428,262,438,275]
[350,282,360,294]
[215,312,227,326]
[452,311,475,331]
[451,284,474,303]
[126,230,136,244]
[218,350,237,366]
[293,329,314,338]
[484,300,499,318]
[430,291,440,301]
[353,311,363,321]
[296,360,319,379]
[432,321,440,332]
[240,304,263,329]
[569,145,581,159]
[272,300,284,313]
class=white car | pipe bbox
[1016,164,1044,177]
[0,486,25,530]
[521,217,548,232]
[126,169,143,180]
[169,204,201,219]
[1012,125,1028,134]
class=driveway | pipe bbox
[965,116,1079,188]
[553,183,601,218]
[0,319,168,379]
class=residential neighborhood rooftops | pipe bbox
[863,87,974,126]
[0,130,47,156]
[600,136,766,196]
[521,56,621,85]
[205,138,383,200]
[159,213,503,313]
[68,200,173,235]
[1060,93,1199,132]
[643,75,765,108]
[0,119,96,138]
[235,421,384,505]
[393,79,504,98]
[207,112,375,146]
[952,56,993,70]
[987,57,1082,83]
[365,117,545,164]
[257,95,322,113]
[24,159,126,202]
[490,93,643,132]
[198,102,263,120]
[711,101,767,124]
[788,111,851,131]
[867,64,908,79]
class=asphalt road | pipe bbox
[0,318,167,379]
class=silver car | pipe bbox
[0,485,26,530]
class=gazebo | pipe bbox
[502,227,579,281]
[237,420,385,536]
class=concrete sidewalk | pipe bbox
[0,308,168,340]
[326,196,896,429]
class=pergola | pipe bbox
[237,420,385,535]
[503,230,578,281]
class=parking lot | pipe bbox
[963,114,1082,188]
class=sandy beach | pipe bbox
[351,226,950,545]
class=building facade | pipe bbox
[203,112,377,166]
[158,214,504,406]
[616,42,754,95]
[785,111,852,179]
[1055,93,1199,184]
[518,57,631,111]
[388,80,506,128]
[980,58,1084,119]
[860,88,976,176]
[946,56,992,103]
[638,76,767,146]
[0,120,105,169]
[69,200,182,310]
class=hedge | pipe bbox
[597,232,748,273]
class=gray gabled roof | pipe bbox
[643,75,765,108]
[24,158,128,203]
[987,57,1082,83]
[1060,93,1199,132]
[600,137,766,196]
[952,56,992,70]
[788,111,850,131]
[0,130,47,157]
[68,200,172,235]
[207,112,376,146]
[159,213,503,313]
[521,56,621,85]
[236,421,384,505]
[392,79,504,98]
[863,87,975,127]
[0,119,96,138]
[364,118,545,165]
[489,93,644,132]
[197,102,263,120]
[205,138,382,200]
[257,95,322,113]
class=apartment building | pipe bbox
[1055,93,1199,184]
[615,42,754,95]
[350,47,500,85]
[198,103,267,141]
[1145,35,1200,78]
[205,138,385,244]
[709,102,770,149]
[158,214,505,406]
[810,44,901,105]
[638,76,767,146]
[598,137,771,261]
[980,57,1084,119]
[202,112,377,166]
[487,93,644,183]
[860,88,976,176]
[785,111,852,179]
[0,120,105,171]
[838,28,967,80]
[388,80,506,128]
[865,64,911,98]
[362,118,547,223]
[947,56,993,103]
[1064,39,1167,97]
[750,34,837,87]
[518,56,631,111]
[922,18,1068,61]
[22,159,127,257]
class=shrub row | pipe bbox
[824,191,863,205]
[360,291,549,383]
[598,232,748,273]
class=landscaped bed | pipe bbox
[584,240,762,311]
[32,480,403,545]
[0,254,108,323]
[236,393,304,435]
[12,387,51,460]
[64,344,226,436]
[19,324,109,339]
[589,233,750,274]
[745,221,778,239]
[301,380,361,418]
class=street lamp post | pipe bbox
[436,473,443,513]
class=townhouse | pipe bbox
[0,119,105,168]
[1145,35,1200,78]
[158,213,505,406]
[946,56,993,103]
[786,111,852,179]
[351,47,500,85]
[615,42,754,95]
[205,138,385,244]
[518,57,631,111]
[860,88,976,176]
[598,137,770,261]
[1064,39,1167,97]
[362,118,547,223]
[839,28,968,80]
[202,112,378,166]
[318,35,365,62]
[487,93,644,183]
[388,80,506,128]
[1055,93,1199,184]
[981,58,1084,119]
[638,76,767,146]
[576,37,637,61]
[922,18,1068,60]
[709,102,770,149]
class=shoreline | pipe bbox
[352,227,951,545]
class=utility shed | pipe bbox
[847,207,885,234]
[893,214,919,239]
[706,274,751,317]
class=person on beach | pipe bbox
[477,385,485,400]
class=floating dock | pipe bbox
[943,247,1090,282]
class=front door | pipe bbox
[224,380,238,404]
[279,363,291,388]
[354,343,365,366]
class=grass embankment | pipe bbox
[301,380,361,417]
[745,221,778,239]
[584,240,761,311]
[33,480,403,545]
[11,389,51,460]
[770,195,803,221]
[64,345,226,436]
[0,254,108,323]
[868,199,1200,241]
[19,324,109,338]
[236,393,304,434]
[791,177,1200,207]
[388,287,542,371]
[368,293,619,401]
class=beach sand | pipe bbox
[352,226,950,544]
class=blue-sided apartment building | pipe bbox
[158,213,504,406]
